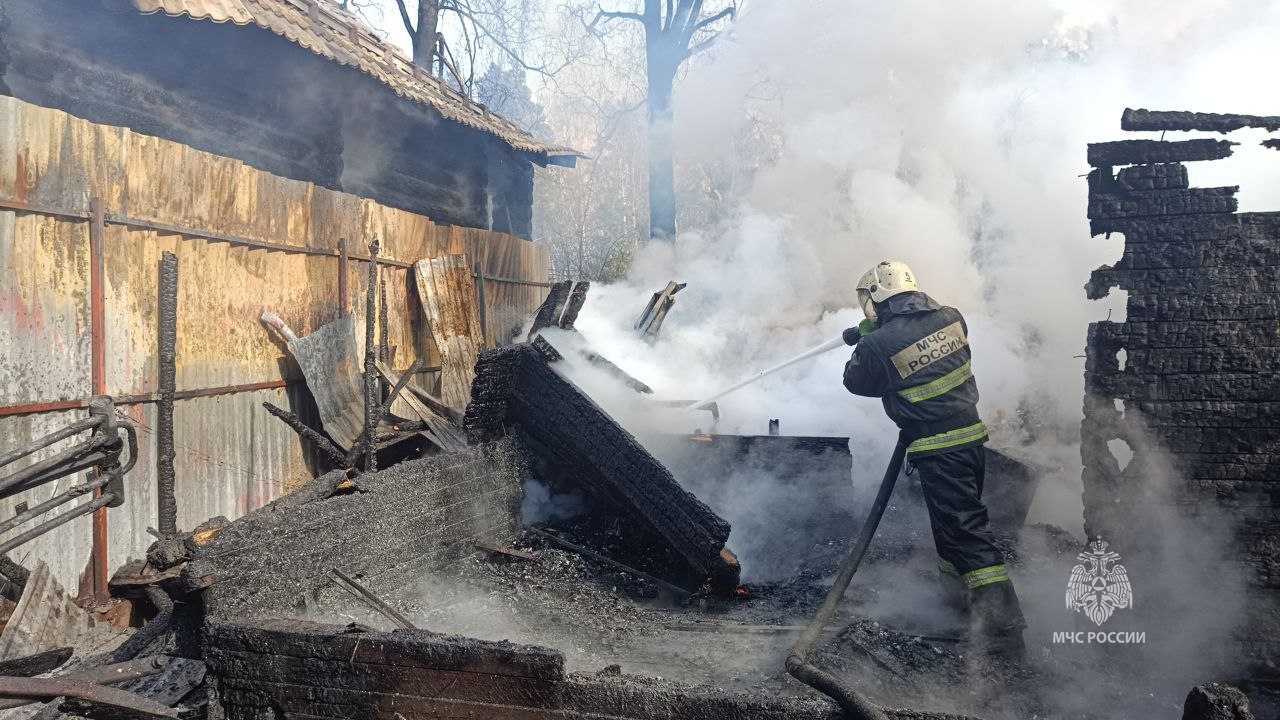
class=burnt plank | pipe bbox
[463,344,737,592]
[1121,108,1280,133]
[1087,139,1234,167]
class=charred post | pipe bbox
[156,251,179,537]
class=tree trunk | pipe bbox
[413,0,441,68]
[645,48,678,242]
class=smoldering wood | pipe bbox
[463,343,738,592]
[531,333,654,395]
[559,281,591,329]
[329,568,417,630]
[180,439,525,619]
[204,619,868,720]
[1086,139,1235,167]
[527,280,573,340]
[1121,108,1280,133]
[634,281,686,338]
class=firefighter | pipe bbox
[841,260,1026,659]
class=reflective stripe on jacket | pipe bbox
[842,292,987,458]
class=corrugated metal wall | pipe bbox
[0,97,550,593]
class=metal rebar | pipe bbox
[156,251,179,536]
[262,402,346,466]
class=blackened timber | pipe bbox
[156,251,179,537]
[1121,108,1280,133]
[463,343,737,592]
[559,281,591,329]
[1087,139,1234,167]
[527,280,573,340]
[1087,186,1238,221]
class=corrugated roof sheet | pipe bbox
[131,0,579,158]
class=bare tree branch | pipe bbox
[392,0,416,39]
[689,5,734,36]
[588,7,646,34]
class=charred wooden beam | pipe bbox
[559,281,590,329]
[463,343,738,592]
[635,281,686,338]
[156,251,179,537]
[262,402,346,466]
[527,280,573,340]
[1121,108,1280,133]
[1087,139,1234,167]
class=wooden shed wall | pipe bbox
[0,97,549,593]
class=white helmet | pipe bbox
[856,261,917,320]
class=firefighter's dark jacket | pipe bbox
[843,291,988,458]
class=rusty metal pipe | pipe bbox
[0,475,108,536]
[0,450,116,501]
[156,252,179,536]
[89,196,109,605]
[0,656,170,710]
[0,492,116,557]
[0,418,100,469]
[0,439,101,495]
[0,674,178,719]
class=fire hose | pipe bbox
[785,439,906,720]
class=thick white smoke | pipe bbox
[553,0,1277,714]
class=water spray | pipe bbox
[687,334,850,410]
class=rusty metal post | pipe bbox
[474,262,488,347]
[156,252,179,536]
[338,239,351,317]
[88,196,109,605]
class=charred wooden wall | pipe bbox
[206,619,851,720]
[1084,119,1280,667]
[0,0,536,238]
